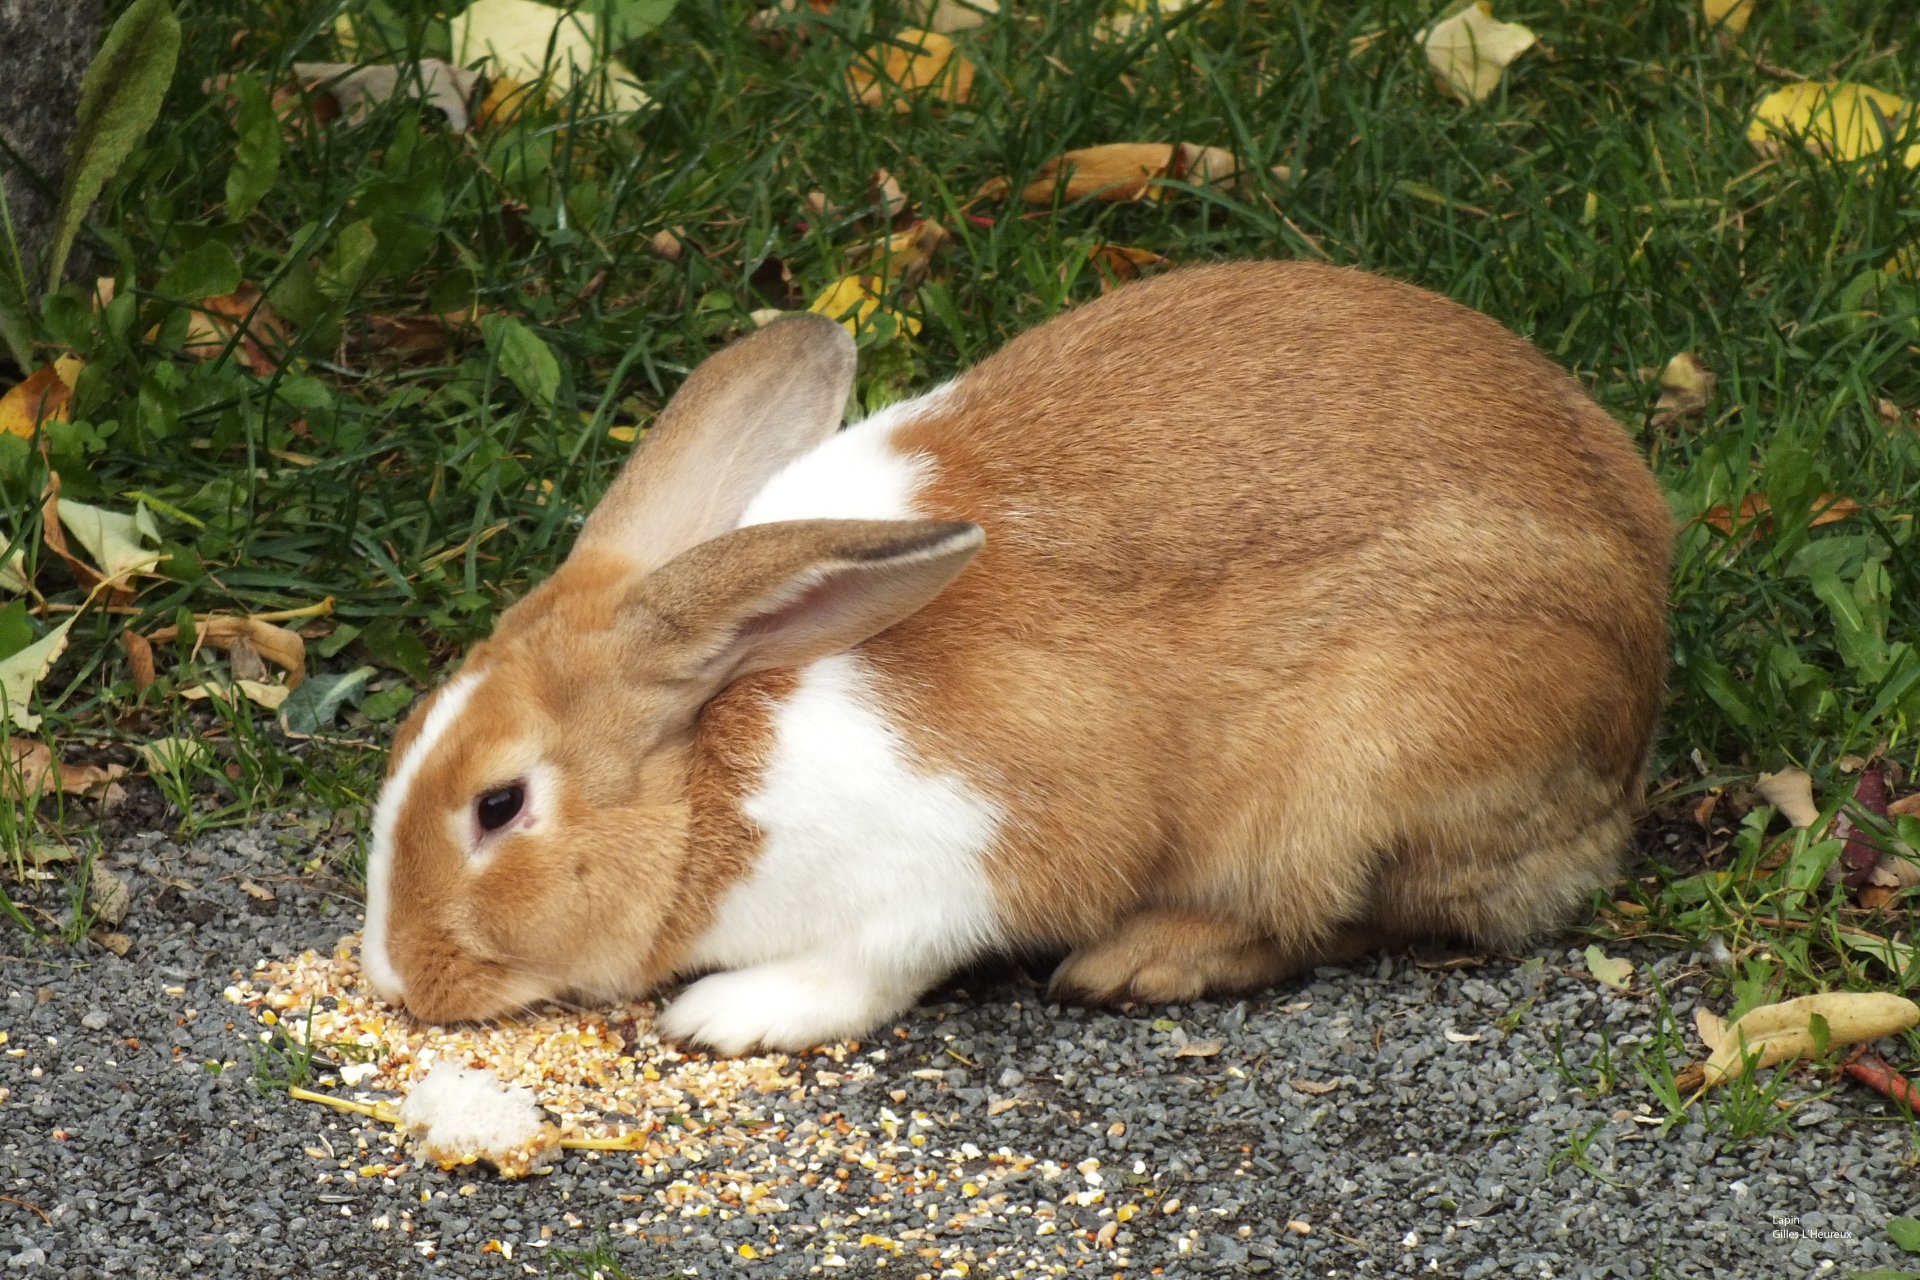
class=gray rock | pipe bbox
[0,0,102,298]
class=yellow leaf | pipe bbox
[55,499,164,587]
[1747,81,1919,168]
[0,357,83,439]
[0,533,26,595]
[1419,3,1537,104]
[1755,767,1820,829]
[911,0,998,33]
[1095,0,1219,43]
[148,614,310,688]
[847,28,974,112]
[807,276,923,339]
[5,737,129,800]
[136,736,214,776]
[451,0,650,113]
[1698,993,1920,1085]
[182,680,291,711]
[1584,944,1634,990]
[1702,0,1752,35]
[0,618,74,732]
[990,142,1242,205]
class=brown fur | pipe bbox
[374,261,1671,1027]
[868,262,1670,996]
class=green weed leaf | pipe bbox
[1888,1218,1920,1254]
[483,314,562,409]
[47,0,182,291]
[225,74,282,223]
[155,242,241,302]
[0,601,31,663]
[592,0,680,44]
[278,666,377,737]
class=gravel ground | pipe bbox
[3,810,1918,1280]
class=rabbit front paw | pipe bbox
[659,960,919,1055]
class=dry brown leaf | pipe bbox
[181,679,291,711]
[5,738,129,800]
[123,630,156,694]
[1087,244,1168,289]
[1888,794,1920,819]
[148,615,308,688]
[1171,1038,1223,1058]
[1701,493,1860,535]
[290,60,480,132]
[869,168,908,220]
[847,28,973,112]
[989,142,1242,204]
[177,285,291,376]
[847,220,950,289]
[1289,1077,1340,1095]
[0,357,83,439]
[1696,992,1920,1085]
[1755,767,1820,829]
[1652,352,1715,425]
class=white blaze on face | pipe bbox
[361,671,484,1003]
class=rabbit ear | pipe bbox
[574,315,856,573]
[631,518,984,686]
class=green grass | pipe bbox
[1,1,1917,1033]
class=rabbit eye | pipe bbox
[476,784,525,833]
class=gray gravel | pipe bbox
[4,813,1918,1279]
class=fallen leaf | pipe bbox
[1747,81,1919,169]
[847,28,973,112]
[278,665,376,737]
[4,737,128,799]
[239,879,277,902]
[807,275,923,339]
[846,220,949,289]
[1695,992,1920,1085]
[1652,352,1715,425]
[912,0,997,33]
[1442,1027,1483,1042]
[93,931,133,957]
[181,680,290,711]
[1584,944,1634,990]
[1419,3,1537,104]
[1087,244,1167,289]
[0,532,29,594]
[989,141,1243,204]
[147,615,307,688]
[1171,1038,1223,1058]
[176,284,291,376]
[1836,764,1890,889]
[1890,793,1920,820]
[122,629,156,693]
[290,60,480,132]
[1095,0,1218,42]
[452,0,650,113]
[54,498,165,587]
[137,736,213,775]
[985,1097,1021,1115]
[88,868,132,925]
[1755,767,1820,828]
[0,356,84,439]
[1701,493,1860,535]
[0,618,75,731]
[1288,1077,1340,1095]
[1702,0,1752,35]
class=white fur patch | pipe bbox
[362,670,483,1002]
[735,384,952,527]
[671,652,1004,1049]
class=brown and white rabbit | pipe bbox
[360,261,1672,1053]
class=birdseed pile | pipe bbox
[227,935,1158,1273]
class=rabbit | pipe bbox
[359,260,1672,1054]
